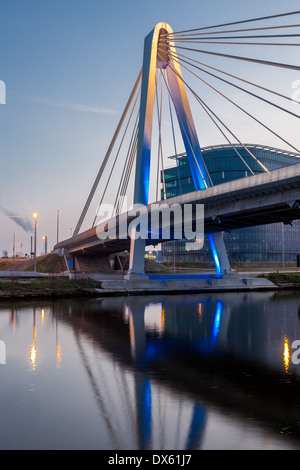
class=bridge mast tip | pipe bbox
[153,23,173,70]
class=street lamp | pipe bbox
[32,212,38,272]
[57,210,62,244]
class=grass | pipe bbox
[258,272,300,285]
[24,254,67,273]
[0,253,67,273]
[0,277,101,298]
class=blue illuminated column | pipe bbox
[128,22,231,275]
[128,23,168,275]
[165,62,231,274]
[165,67,211,191]
[208,232,231,274]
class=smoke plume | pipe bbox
[0,207,33,233]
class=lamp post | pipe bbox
[57,210,61,244]
[32,212,38,272]
[282,222,285,272]
[42,236,47,254]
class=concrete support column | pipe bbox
[127,236,147,277]
[209,232,231,274]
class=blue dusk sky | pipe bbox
[1,0,300,256]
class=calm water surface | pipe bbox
[1,290,300,450]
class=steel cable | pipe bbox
[167,10,300,36]
[167,62,270,173]
[172,53,300,154]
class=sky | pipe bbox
[1,0,300,256]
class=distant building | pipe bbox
[161,144,300,263]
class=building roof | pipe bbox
[168,143,300,161]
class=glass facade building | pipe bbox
[162,144,300,264]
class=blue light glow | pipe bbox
[140,376,152,449]
[140,148,151,205]
[185,146,208,191]
[212,301,222,339]
[208,233,222,275]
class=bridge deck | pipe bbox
[54,163,300,256]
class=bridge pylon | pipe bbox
[128,22,231,276]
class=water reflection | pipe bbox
[1,290,300,449]
[283,336,291,374]
[27,308,61,371]
[29,310,37,370]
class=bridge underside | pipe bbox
[54,164,300,263]
[54,199,300,258]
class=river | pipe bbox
[1,289,300,450]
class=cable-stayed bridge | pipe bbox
[54,11,300,277]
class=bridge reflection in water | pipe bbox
[2,291,300,450]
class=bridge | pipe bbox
[54,12,300,278]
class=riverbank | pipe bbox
[0,277,101,300]
[0,272,299,300]
[258,272,300,289]
[1,255,298,275]
[0,253,299,299]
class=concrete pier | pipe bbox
[71,272,276,294]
